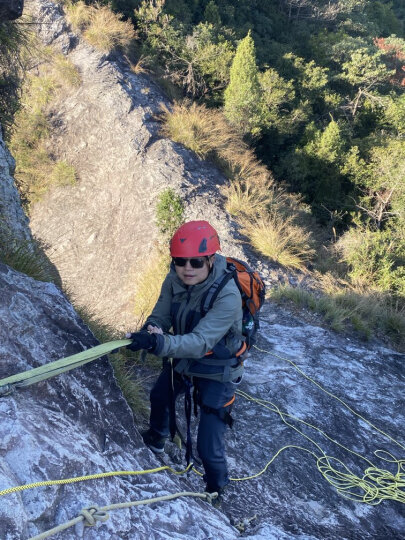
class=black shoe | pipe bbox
[204,485,224,507]
[141,429,166,454]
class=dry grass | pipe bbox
[66,2,136,53]
[65,0,92,32]
[132,250,171,324]
[125,54,150,75]
[161,102,274,188]
[241,215,315,269]
[223,177,280,218]
[9,45,79,207]
[271,283,405,350]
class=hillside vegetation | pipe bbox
[0,1,404,349]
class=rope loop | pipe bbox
[79,506,109,527]
[203,491,218,505]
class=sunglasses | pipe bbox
[172,257,208,269]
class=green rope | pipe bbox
[0,340,131,395]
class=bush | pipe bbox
[156,188,184,239]
[337,226,405,295]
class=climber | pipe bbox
[125,220,244,500]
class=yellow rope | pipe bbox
[0,464,192,498]
[253,344,405,451]
[1,344,403,509]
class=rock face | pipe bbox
[0,266,403,539]
[0,127,31,243]
[220,304,405,539]
[2,2,403,538]
[28,0,250,331]
[0,263,239,539]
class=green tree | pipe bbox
[224,31,263,136]
[342,139,405,230]
[258,67,295,134]
[204,1,221,26]
[282,120,352,223]
[340,47,394,117]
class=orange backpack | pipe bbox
[201,257,266,348]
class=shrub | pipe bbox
[337,226,405,295]
[156,188,184,239]
[241,215,315,269]
[67,2,136,53]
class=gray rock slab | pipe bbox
[0,263,239,539]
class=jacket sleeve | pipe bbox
[143,274,173,333]
[154,281,242,358]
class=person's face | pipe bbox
[173,255,215,286]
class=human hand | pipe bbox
[147,325,163,335]
[125,331,157,352]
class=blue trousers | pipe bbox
[149,363,235,491]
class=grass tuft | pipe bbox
[241,215,315,269]
[74,306,150,418]
[66,2,136,53]
[0,226,56,282]
[132,250,171,324]
[271,284,405,350]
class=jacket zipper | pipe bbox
[178,287,193,334]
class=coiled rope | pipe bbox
[223,345,404,505]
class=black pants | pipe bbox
[149,364,234,491]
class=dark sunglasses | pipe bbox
[172,257,208,269]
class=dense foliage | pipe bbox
[129,0,404,297]
[2,0,404,306]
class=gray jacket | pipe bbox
[146,254,243,366]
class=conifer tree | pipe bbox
[224,31,263,136]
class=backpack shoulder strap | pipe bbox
[200,264,236,316]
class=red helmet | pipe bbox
[170,221,221,257]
